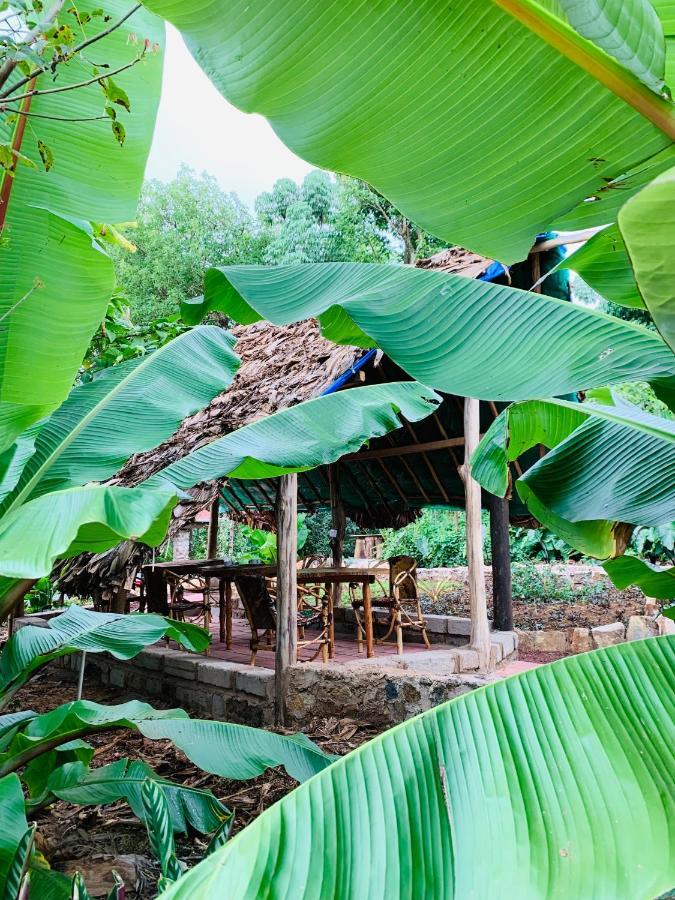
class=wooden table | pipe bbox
[142,560,379,658]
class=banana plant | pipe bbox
[0,0,166,451]
[0,698,335,898]
[471,391,675,558]
[0,379,440,618]
[181,262,675,404]
[157,636,675,899]
[0,605,211,707]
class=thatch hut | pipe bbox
[59,244,569,648]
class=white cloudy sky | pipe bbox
[146,27,313,205]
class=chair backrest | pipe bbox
[235,575,277,632]
[300,555,327,569]
[389,555,418,601]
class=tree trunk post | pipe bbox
[207,493,220,559]
[329,463,345,567]
[459,397,492,671]
[489,492,513,632]
[275,474,298,725]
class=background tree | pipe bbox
[112,165,263,323]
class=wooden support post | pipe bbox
[489,492,513,632]
[328,463,345,656]
[207,494,220,559]
[275,474,298,725]
[459,398,491,671]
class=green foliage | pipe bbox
[510,562,605,605]
[81,293,190,379]
[111,166,264,324]
[0,606,210,707]
[22,578,57,614]
[381,509,472,567]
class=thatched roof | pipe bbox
[111,318,363,527]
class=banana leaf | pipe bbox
[141,0,672,263]
[619,163,675,352]
[157,636,675,900]
[0,607,210,706]
[181,263,675,402]
[557,225,644,309]
[472,394,675,557]
[0,699,335,782]
[604,555,675,600]
[555,0,667,95]
[0,773,28,887]
[48,758,232,835]
[0,485,177,582]
[0,1,165,447]
[145,382,441,490]
[0,326,240,511]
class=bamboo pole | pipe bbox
[275,474,298,725]
[459,398,491,671]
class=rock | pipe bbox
[591,622,625,648]
[625,615,659,642]
[60,855,141,896]
[569,627,593,654]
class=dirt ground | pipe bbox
[8,673,380,898]
[417,570,646,630]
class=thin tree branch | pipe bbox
[0,0,66,92]
[1,55,143,104]
[2,106,109,121]
[0,3,142,100]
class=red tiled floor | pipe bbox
[203,615,436,669]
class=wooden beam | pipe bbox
[275,474,298,725]
[459,398,491,671]
[489,492,513,632]
[400,418,451,504]
[343,436,467,462]
[207,494,220,559]
[328,464,345,567]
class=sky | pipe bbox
[146,27,313,206]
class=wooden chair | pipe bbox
[299,555,327,569]
[351,555,430,654]
[235,575,330,666]
[165,571,216,653]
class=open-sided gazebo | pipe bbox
[59,245,569,713]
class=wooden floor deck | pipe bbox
[203,616,433,669]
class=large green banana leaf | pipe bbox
[141,0,673,263]
[145,382,441,490]
[0,606,210,706]
[604,555,675,600]
[158,637,675,900]
[47,758,232,835]
[472,394,675,556]
[0,485,176,582]
[182,263,675,402]
[0,773,28,888]
[0,214,116,453]
[619,163,675,352]
[555,0,667,95]
[0,0,165,448]
[0,699,335,782]
[557,225,644,309]
[0,326,240,512]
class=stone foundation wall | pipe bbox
[57,647,276,726]
[515,614,663,654]
[285,663,484,726]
